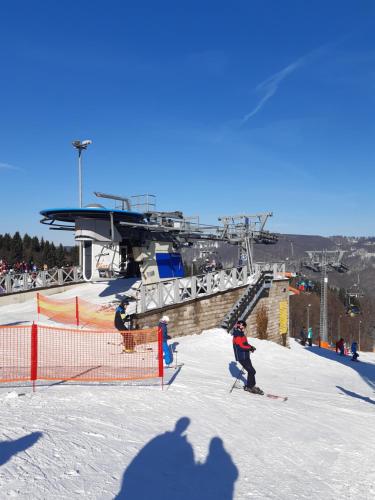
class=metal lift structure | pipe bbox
[302,250,348,344]
[40,192,278,282]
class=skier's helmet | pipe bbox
[236,320,247,328]
[161,315,170,323]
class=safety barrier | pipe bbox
[0,266,83,294]
[139,263,286,313]
[37,293,116,329]
[0,324,162,385]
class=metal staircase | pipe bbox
[220,271,273,332]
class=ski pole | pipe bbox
[230,367,245,393]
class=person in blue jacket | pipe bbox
[351,341,359,361]
[158,315,173,366]
[232,320,263,395]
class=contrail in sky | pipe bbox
[241,34,343,124]
[242,54,307,123]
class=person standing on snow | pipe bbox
[158,315,173,366]
[307,326,313,347]
[114,298,135,353]
[232,320,263,395]
[336,337,345,356]
[351,341,359,362]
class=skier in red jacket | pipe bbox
[232,320,263,395]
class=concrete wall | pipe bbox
[245,278,289,346]
[134,278,290,347]
[0,282,87,306]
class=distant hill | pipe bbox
[255,234,375,299]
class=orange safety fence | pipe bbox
[78,298,116,329]
[0,324,163,384]
[37,293,116,329]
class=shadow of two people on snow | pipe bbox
[115,417,238,500]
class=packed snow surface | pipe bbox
[1,281,375,499]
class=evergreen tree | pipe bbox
[31,236,40,253]
[56,244,65,267]
[1,233,12,261]
[9,232,23,264]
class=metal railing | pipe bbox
[138,262,285,313]
[221,271,273,332]
[0,267,83,295]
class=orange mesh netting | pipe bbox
[38,294,78,325]
[0,324,161,383]
[0,326,32,382]
[37,294,117,329]
[78,298,115,329]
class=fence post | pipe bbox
[5,274,12,293]
[23,273,28,291]
[219,270,225,291]
[76,296,79,326]
[158,325,164,389]
[37,293,40,321]
[157,282,164,309]
[30,323,38,391]
[206,273,212,294]
[140,285,146,313]
[173,279,180,303]
[58,268,64,285]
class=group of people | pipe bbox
[115,300,262,393]
[0,258,45,276]
[201,258,222,274]
[296,279,314,293]
[336,338,359,361]
[114,298,173,366]
[298,326,360,362]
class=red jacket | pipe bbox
[232,328,254,361]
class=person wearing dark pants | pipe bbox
[114,298,135,353]
[232,320,263,395]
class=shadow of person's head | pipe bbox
[174,417,190,435]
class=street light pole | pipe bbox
[78,148,83,208]
[72,140,92,208]
[307,304,311,330]
[358,320,362,351]
[72,140,92,268]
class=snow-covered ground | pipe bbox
[1,283,375,499]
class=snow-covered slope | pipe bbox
[1,285,375,499]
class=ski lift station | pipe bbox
[40,192,278,284]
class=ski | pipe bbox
[232,384,288,401]
[265,393,288,402]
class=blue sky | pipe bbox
[1,0,374,244]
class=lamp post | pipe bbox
[306,303,311,330]
[72,139,92,208]
[338,314,342,340]
[72,140,92,268]
[358,320,362,351]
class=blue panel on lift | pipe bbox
[156,253,185,279]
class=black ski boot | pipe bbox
[244,385,264,395]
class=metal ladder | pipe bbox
[220,271,273,332]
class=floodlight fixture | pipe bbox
[72,139,92,151]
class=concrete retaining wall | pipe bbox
[135,278,290,347]
[0,282,87,306]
